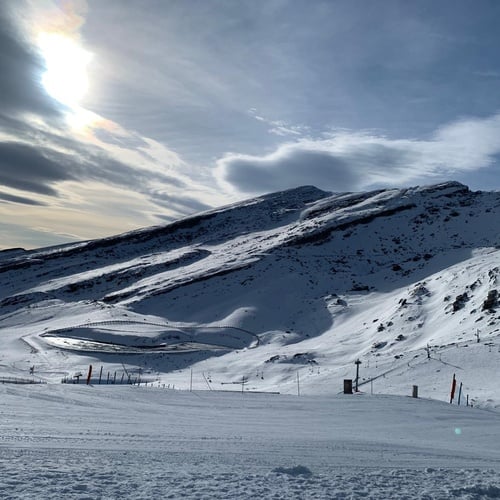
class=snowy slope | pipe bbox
[1,181,500,407]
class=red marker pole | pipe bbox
[86,365,93,385]
[450,374,457,403]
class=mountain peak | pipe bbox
[2,180,500,406]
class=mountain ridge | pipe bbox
[1,180,500,406]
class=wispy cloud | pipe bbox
[0,1,221,248]
[217,113,500,194]
[248,109,309,137]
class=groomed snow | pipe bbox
[1,385,500,499]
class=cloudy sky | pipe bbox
[1,0,500,249]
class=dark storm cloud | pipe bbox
[0,191,47,206]
[0,142,73,195]
[0,138,200,214]
[218,148,363,193]
[0,3,62,120]
[0,111,188,194]
[0,140,136,198]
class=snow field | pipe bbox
[1,385,500,498]
[2,451,500,499]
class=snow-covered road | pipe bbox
[1,385,500,498]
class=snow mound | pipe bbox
[272,465,313,476]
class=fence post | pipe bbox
[412,385,418,398]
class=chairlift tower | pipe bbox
[354,359,362,392]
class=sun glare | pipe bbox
[38,32,93,108]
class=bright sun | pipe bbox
[38,32,93,108]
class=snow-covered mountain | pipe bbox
[2,181,500,406]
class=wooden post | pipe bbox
[466,394,469,407]
[98,366,103,385]
[121,373,124,384]
[113,372,116,384]
[412,385,418,398]
[107,372,110,384]
[457,382,463,405]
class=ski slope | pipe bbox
[1,385,500,499]
[2,181,500,497]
